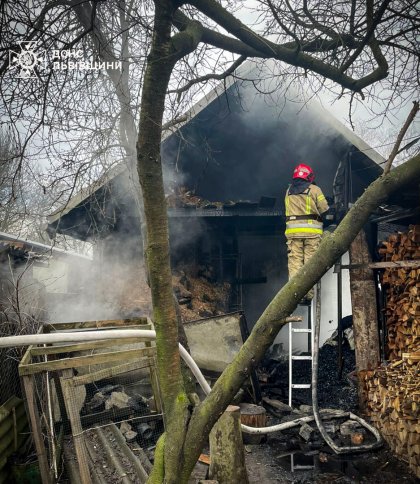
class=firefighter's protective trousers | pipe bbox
[284,184,329,299]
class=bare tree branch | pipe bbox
[383,100,419,174]
[168,55,246,96]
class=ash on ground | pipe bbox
[260,328,358,412]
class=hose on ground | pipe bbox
[0,323,383,447]
[311,281,382,453]
[179,342,350,434]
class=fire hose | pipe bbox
[311,282,382,453]
[0,323,381,451]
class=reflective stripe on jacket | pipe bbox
[284,184,329,238]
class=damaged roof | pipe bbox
[47,60,387,240]
[0,231,92,261]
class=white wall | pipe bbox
[33,259,68,293]
[274,252,352,354]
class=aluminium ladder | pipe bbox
[288,302,315,472]
[288,302,314,407]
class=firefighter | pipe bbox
[284,163,329,301]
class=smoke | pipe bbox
[35,235,152,324]
[160,68,350,206]
[33,61,360,330]
[39,147,209,323]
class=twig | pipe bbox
[383,101,419,174]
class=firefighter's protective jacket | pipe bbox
[284,184,329,238]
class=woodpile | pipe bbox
[362,226,420,477]
[379,225,420,360]
[362,355,420,478]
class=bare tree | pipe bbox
[1,0,420,482]
[132,2,420,481]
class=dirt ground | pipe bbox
[190,443,418,483]
[245,443,418,484]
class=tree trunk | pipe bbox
[349,229,380,409]
[178,155,420,482]
[133,1,420,476]
[209,405,249,484]
[136,2,190,482]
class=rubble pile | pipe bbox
[166,187,223,209]
[83,384,151,415]
[263,404,372,452]
[81,383,162,451]
[261,330,357,412]
[172,265,231,321]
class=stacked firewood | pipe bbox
[362,356,420,477]
[379,225,420,360]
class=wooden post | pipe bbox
[22,375,52,484]
[60,377,92,484]
[349,229,380,409]
[239,403,266,444]
[209,405,249,484]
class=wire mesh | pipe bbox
[21,332,163,483]
[60,357,162,482]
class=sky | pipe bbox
[232,1,420,163]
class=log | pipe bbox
[209,405,249,484]
[362,358,420,478]
[379,225,420,360]
[239,403,267,444]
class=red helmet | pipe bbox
[293,163,314,182]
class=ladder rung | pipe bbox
[294,465,315,470]
[291,355,312,360]
[292,328,312,333]
[291,384,311,389]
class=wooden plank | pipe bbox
[52,371,70,432]
[19,345,33,366]
[369,260,420,269]
[19,347,156,375]
[149,357,163,413]
[60,378,92,484]
[43,318,149,331]
[342,260,420,270]
[30,335,154,356]
[402,352,420,361]
[19,326,43,369]
[71,357,155,386]
[22,375,52,484]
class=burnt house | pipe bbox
[0,231,93,326]
[46,62,415,352]
[0,232,94,405]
